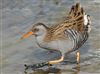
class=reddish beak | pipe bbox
[17,31,33,43]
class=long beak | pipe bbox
[17,31,33,43]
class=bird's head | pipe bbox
[17,23,48,42]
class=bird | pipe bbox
[18,3,91,69]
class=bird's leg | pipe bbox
[76,50,80,68]
[48,56,64,65]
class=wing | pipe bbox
[45,3,91,42]
[64,29,89,52]
[52,3,91,34]
[63,3,91,51]
[65,3,91,51]
[67,3,91,32]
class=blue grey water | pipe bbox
[1,0,100,74]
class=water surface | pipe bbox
[1,0,100,74]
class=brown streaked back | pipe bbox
[44,3,90,42]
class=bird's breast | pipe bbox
[36,36,74,53]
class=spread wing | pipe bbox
[52,3,91,35]
[64,29,89,52]
[63,3,91,51]
[45,3,91,42]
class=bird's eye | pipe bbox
[34,28,39,32]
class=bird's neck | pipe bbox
[35,32,47,44]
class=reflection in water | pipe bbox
[24,66,80,74]
[24,67,61,74]
[23,55,81,74]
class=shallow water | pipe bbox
[1,0,100,74]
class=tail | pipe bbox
[69,3,91,33]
